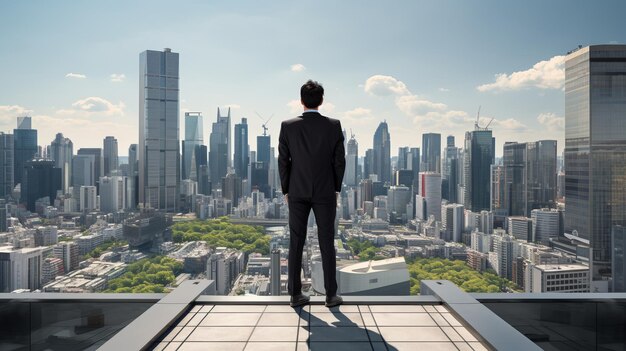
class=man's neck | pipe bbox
[303,108,319,113]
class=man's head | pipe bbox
[300,80,324,110]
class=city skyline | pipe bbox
[2,1,626,155]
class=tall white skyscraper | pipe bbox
[345,133,358,186]
[50,132,73,193]
[416,172,442,221]
[139,48,180,212]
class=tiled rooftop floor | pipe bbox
[152,304,488,351]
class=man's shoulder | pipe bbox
[321,115,341,126]
[281,116,304,126]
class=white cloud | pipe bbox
[57,97,125,116]
[477,55,565,92]
[110,73,126,82]
[319,102,335,115]
[344,107,371,119]
[0,105,33,127]
[287,99,301,114]
[364,75,410,96]
[362,74,528,136]
[537,112,565,131]
[438,87,450,92]
[290,64,306,72]
[65,73,87,79]
[488,117,528,131]
[396,95,447,116]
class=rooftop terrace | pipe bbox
[1,280,625,350]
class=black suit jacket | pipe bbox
[278,111,345,200]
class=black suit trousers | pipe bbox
[287,196,337,297]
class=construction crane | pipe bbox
[474,105,495,131]
[474,106,481,130]
[255,111,274,136]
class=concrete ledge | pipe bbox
[421,280,542,351]
[97,279,213,351]
[0,293,166,302]
[195,294,440,305]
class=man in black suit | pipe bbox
[278,80,346,308]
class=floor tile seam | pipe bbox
[244,304,268,348]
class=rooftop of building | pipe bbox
[533,263,590,272]
[3,279,626,350]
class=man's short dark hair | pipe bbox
[300,80,324,109]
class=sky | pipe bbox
[1,0,625,157]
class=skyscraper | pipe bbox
[373,121,391,183]
[0,133,14,198]
[345,134,359,186]
[13,116,37,187]
[463,129,494,212]
[139,48,180,212]
[234,118,249,179]
[421,133,441,173]
[397,146,410,170]
[50,133,73,193]
[222,172,242,208]
[442,135,459,203]
[209,107,230,189]
[103,136,119,176]
[128,144,138,208]
[502,140,557,217]
[257,135,271,165]
[182,112,204,180]
[416,172,442,221]
[77,148,102,190]
[71,154,95,187]
[564,45,626,287]
[364,148,373,180]
[21,159,62,212]
[442,203,464,242]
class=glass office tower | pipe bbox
[103,136,119,176]
[209,107,230,189]
[463,129,494,212]
[373,121,391,183]
[13,116,37,187]
[234,118,249,179]
[182,112,204,180]
[565,45,626,286]
[421,132,441,173]
[139,48,180,212]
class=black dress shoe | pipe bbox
[290,293,310,307]
[325,295,343,308]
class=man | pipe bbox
[278,80,346,308]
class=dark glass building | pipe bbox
[565,45,626,285]
[372,121,391,183]
[13,117,37,187]
[21,159,62,212]
[463,129,494,212]
[0,133,14,198]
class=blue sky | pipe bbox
[1,0,625,156]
